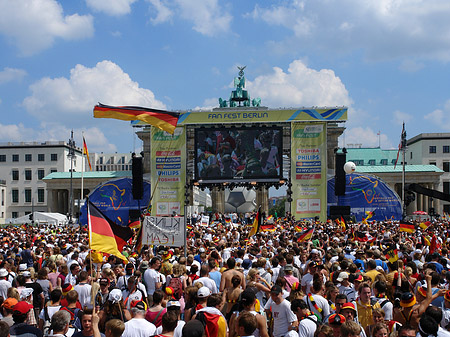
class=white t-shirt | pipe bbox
[73,283,92,309]
[193,277,218,293]
[0,279,11,300]
[266,299,297,337]
[122,317,157,337]
[143,269,160,295]
[303,294,330,321]
[299,315,318,337]
[155,320,185,337]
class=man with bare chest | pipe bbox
[220,258,246,291]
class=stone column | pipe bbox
[211,187,225,213]
[256,187,269,215]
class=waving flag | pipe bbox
[93,103,180,134]
[261,224,276,232]
[297,227,314,242]
[82,136,92,171]
[249,207,261,237]
[394,123,406,169]
[399,221,416,233]
[88,201,132,261]
[384,245,399,263]
[419,221,431,230]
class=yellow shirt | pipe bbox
[357,299,380,329]
[364,269,380,282]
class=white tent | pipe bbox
[9,212,68,226]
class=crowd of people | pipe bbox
[1,212,450,337]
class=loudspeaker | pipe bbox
[132,157,143,200]
[335,153,346,196]
[329,206,351,221]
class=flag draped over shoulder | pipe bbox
[399,221,416,233]
[93,103,180,134]
[249,207,261,237]
[88,201,132,261]
[297,227,314,242]
[82,136,92,171]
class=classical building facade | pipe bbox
[0,141,83,220]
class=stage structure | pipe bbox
[135,68,347,221]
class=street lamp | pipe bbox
[68,130,76,224]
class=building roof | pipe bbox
[345,147,398,166]
[43,171,131,180]
[407,132,450,146]
[355,165,444,173]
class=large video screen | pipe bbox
[195,126,283,183]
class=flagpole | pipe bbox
[401,123,407,220]
[81,132,85,209]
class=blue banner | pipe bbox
[79,177,151,226]
[327,173,402,221]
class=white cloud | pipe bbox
[424,105,450,130]
[248,1,450,61]
[392,110,413,126]
[145,0,232,36]
[0,67,27,84]
[0,121,117,153]
[246,59,352,108]
[86,0,137,15]
[22,60,166,125]
[147,0,173,24]
[176,0,232,36]
[342,127,392,149]
[0,0,94,56]
[399,59,425,73]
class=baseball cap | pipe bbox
[19,264,27,271]
[130,300,147,311]
[284,265,294,272]
[270,285,283,294]
[353,274,363,282]
[337,272,349,282]
[167,300,181,309]
[13,301,33,315]
[22,271,31,278]
[197,287,211,298]
[102,263,112,270]
[2,298,18,310]
[20,288,33,300]
[341,302,356,312]
[109,289,123,303]
[0,269,8,277]
[400,292,416,308]
[329,313,346,325]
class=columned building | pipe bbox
[0,141,83,220]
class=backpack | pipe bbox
[61,306,82,331]
[168,276,183,300]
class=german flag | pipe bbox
[249,207,261,237]
[88,201,132,261]
[93,103,179,134]
[187,223,193,230]
[384,245,399,263]
[340,216,346,231]
[225,218,232,224]
[261,224,276,232]
[419,221,431,230]
[399,221,416,233]
[294,224,303,232]
[297,227,314,242]
[82,136,92,171]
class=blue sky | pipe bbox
[1,0,450,154]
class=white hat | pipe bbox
[19,264,27,271]
[102,263,112,270]
[337,272,349,282]
[20,287,34,299]
[197,286,211,298]
[0,269,8,277]
[108,289,122,303]
[167,300,181,308]
[199,248,206,253]
[311,249,319,254]
[22,271,31,278]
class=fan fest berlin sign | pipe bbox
[291,122,327,221]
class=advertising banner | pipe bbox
[142,216,185,247]
[327,173,402,221]
[134,108,347,126]
[291,122,327,221]
[151,126,186,216]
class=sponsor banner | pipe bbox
[291,122,327,221]
[134,108,347,126]
[151,127,186,216]
[142,216,185,247]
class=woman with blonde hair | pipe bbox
[315,324,334,337]
[365,308,386,337]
